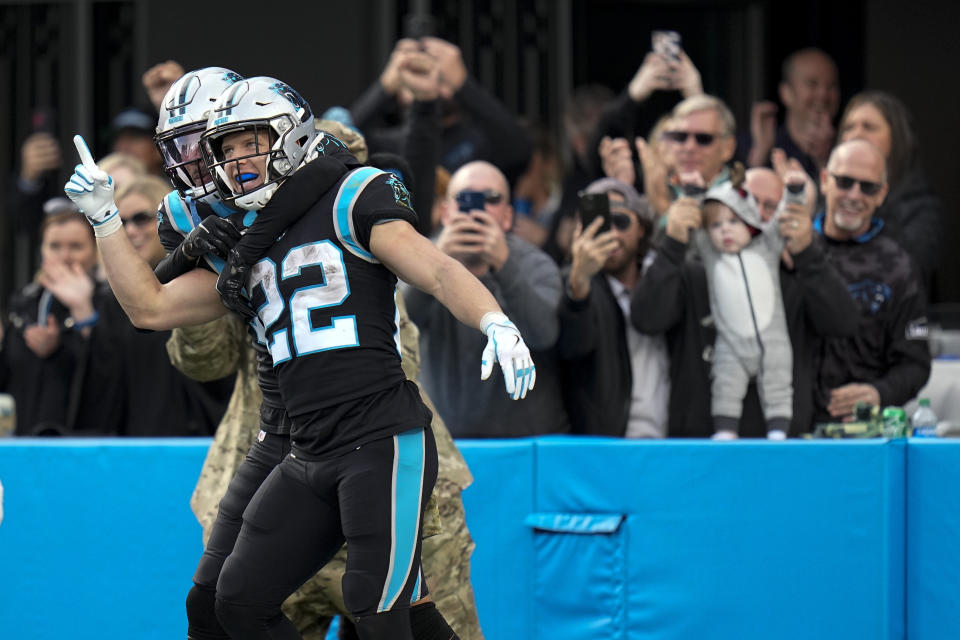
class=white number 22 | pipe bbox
[247,240,358,365]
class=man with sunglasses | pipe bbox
[631,163,858,437]
[557,178,669,437]
[405,160,568,438]
[813,139,931,422]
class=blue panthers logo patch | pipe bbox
[386,174,413,211]
[848,280,891,316]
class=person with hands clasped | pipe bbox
[0,207,121,435]
[65,75,532,639]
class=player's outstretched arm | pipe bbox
[371,219,536,399]
[64,135,225,330]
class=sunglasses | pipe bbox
[610,212,633,231]
[830,173,883,196]
[122,211,155,227]
[662,130,718,146]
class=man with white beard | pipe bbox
[813,138,930,423]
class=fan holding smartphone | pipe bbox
[627,30,702,103]
[561,177,669,438]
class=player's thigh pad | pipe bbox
[338,427,438,617]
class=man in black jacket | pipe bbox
[813,139,931,421]
[557,178,669,437]
[631,167,858,437]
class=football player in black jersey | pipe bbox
[65,76,535,640]
[148,68,479,640]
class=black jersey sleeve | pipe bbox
[349,172,419,253]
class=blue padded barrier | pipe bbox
[458,439,536,640]
[0,436,947,640]
[906,439,960,639]
[533,438,906,640]
[0,438,206,640]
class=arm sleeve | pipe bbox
[557,275,600,359]
[453,76,533,186]
[585,90,683,184]
[490,239,562,349]
[403,99,442,237]
[350,81,400,132]
[232,156,349,265]
[630,235,690,334]
[166,314,245,382]
[790,240,858,337]
[871,278,932,407]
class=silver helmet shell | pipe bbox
[155,67,243,202]
[200,77,316,210]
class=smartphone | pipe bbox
[679,183,707,203]
[784,181,806,207]
[652,30,682,62]
[456,190,486,213]
[403,13,435,40]
[578,192,611,233]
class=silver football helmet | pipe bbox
[155,67,243,202]
[200,76,316,210]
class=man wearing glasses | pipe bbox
[558,178,669,438]
[813,138,931,422]
[664,94,738,197]
[405,160,569,438]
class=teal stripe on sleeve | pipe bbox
[335,167,381,261]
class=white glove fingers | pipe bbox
[73,164,95,187]
[480,342,495,381]
[529,363,537,392]
[64,177,88,194]
[502,356,517,397]
[516,362,528,400]
[73,135,105,180]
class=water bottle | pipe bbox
[0,393,14,437]
[911,398,938,438]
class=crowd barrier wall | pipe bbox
[0,437,955,639]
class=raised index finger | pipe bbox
[73,135,99,173]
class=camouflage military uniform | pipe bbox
[167,294,483,639]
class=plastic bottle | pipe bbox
[911,398,938,438]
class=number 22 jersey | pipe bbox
[247,167,431,457]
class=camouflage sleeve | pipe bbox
[166,314,247,382]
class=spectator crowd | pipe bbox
[0,35,939,441]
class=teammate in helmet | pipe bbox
[65,74,533,640]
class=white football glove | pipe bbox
[63,135,121,237]
[480,311,536,400]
